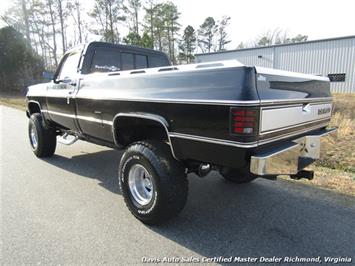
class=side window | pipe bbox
[57,52,81,81]
[135,54,148,69]
[90,49,121,73]
[121,53,134,70]
[149,55,170,68]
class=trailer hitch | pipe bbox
[290,170,314,180]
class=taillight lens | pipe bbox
[230,108,258,135]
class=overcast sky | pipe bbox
[1,0,354,49]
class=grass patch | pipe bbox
[315,93,355,173]
[0,96,26,111]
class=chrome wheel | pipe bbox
[128,164,154,206]
[30,126,38,149]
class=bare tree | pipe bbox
[255,29,308,47]
[125,0,141,35]
[47,0,58,66]
[21,0,31,44]
[217,16,231,51]
[57,0,67,54]
[67,0,84,44]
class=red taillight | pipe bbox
[230,108,258,135]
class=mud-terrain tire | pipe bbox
[220,167,257,184]
[28,113,57,157]
[118,140,188,225]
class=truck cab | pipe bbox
[44,42,171,131]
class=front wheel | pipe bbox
[220,167,257,184]
[28,113,57,157]
[119,140,188,225]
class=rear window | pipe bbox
[121,53,134,70]
[90,49,120,72]
[88,47,170,73]
[149,55,170,68]
[135,54,148,69]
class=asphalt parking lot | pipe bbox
[1,106,355,265]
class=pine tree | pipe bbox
[197,17,217,53]
[178,25,196,64]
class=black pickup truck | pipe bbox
[26,41,336,224]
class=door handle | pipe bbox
[66,90,75,104]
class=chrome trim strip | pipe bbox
[258,121,330,146]
[74,96,261,106]
[261,101,333,110]
[112,112,178,160]
[42,110,113,126]
[37,94,333,107]
[260,117,331,136]
[259,97,333,106]
[169,132,258,148]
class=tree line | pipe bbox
[0,0,309,92]
[1,0,309,68]
[1,0,235,68]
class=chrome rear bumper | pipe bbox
[250,128,337,176]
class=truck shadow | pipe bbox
[43,149,122,194]
[43,148,355,262]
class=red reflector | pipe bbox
[233,116,255,122]
[233,127,254,134]
[232,110,245,116]
[233,122,253,127]
[233,127,244,133]
[230,108,258,135]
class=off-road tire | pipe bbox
[220,167,257,184]
[118,140,188,225]
[28,113,57,157]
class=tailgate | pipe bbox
[255,67,332,142]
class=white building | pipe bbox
[195,36,355,93]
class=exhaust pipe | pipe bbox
[197,163,211,177]
[290,170,314,180]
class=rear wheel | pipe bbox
[220,167,257,184]
[28,113,57,157]
[119,140,188,225]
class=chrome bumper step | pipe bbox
[57,133,79,145]
[250,128,337,176]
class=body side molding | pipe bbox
[169,132,258,148]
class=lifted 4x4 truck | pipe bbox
[26,42,336,225]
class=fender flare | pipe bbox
[27,100,42,117]
[112,112,179,160]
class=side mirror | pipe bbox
[43,71,54,81]
[61,78,76,86]
[55,77,77,87]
